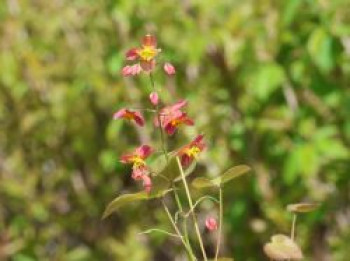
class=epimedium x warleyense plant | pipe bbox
[103,34,248,261]
[103,34,317,261]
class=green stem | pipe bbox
[177,157,208,261]
[149,74,195,260]
[149,73,168,159]
[139,228,181,238]
[215,187,223,260]
[162,200,196,261]
[291,214,297,241]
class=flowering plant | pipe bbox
[103,34,318,261]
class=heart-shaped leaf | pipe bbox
[263,234,303,260]
[102,192,149,219]
[192,165,251,189]
[287,203,320,213]
[102,175,171,219]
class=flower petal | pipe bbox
[137,145,153,159]
[142,175,152,193]
[126,48,139,60]
[133,111,145,126]
[140,60,155,72]
[130,64,142,75]
[171,99,187,111]
[142,34,157,47]
[165,122,177,135]
[121,65,132,76]
[113,108,127,120]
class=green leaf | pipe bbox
[155,155,181,181]
[192,165,251,189]
[251,63,285,101]
[102,192,149,219]
[287,203,320,213]
[102,175,171,219]
[214,165,251,185]
[148,153,169,174]
[192,177,217,189]
[307,28,335,73]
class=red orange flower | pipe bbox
[122,34,161,76]
[120,145,153,193]
[120,145,153,166]
[113,108,145,126]
[155,100,194,135]
[177,135,205,167]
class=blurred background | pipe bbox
[0,0,349,260]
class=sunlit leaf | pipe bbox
[263,234,303,260]
[287,203,320,213]
[192,165,251,189]
[213,165,251,185]
[192,177,217,189]
[102,192,149,219]
[102,175,171,219]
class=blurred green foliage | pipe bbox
[0,0,349,260]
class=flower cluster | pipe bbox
[122,34,175,76]
[115,34,204,194]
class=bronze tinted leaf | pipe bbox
[287,203,320,213]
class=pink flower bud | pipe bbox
[205,217,218,231]
[149,92,159,106]
[142,175,152,194]
[164,62,175,75]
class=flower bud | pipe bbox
[142,175,152,194]
[164,62,175,75]
[205,217,218,231]
[149,92,159,106]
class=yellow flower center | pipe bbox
[185,146,201,158]
[132,156,145,167]
[171,118,181,127]
[125,112,135,120]
[138,46,158,61]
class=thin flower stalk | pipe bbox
[215,187,223,260]
[149,73,195,258]
[177,157,208,261]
